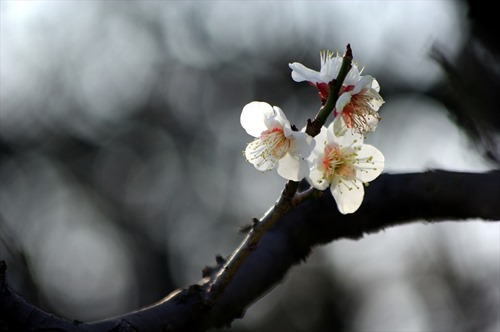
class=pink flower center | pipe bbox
[259,127,290,159]
[316,82,330,104]
[333,85,355,117]
[340,88,380,133]
[322,144,356,182]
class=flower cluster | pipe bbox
[290,50,384,136]
[240,49,385,214]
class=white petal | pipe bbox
[288,131,314,158]
[364,114,380,132]
[327,122,364,147]
[333,115,348,137]
[265,106,289,130]
[289,62,321,83]
[371,76,381,92]
[343,65,362,86]
[240,101,275,137]
[245,140,279,171]
[365,89,385,111]
[319,56,342,82]
[352,76,384,111]
[277,153,309,181]
[335,91,353,114]
[282,121,294,138]
[310,126,329,156]
[307,165,329,190]
[330,179,365,214]
[354,144,385,182]
[247,154,278,172]
[352,75,375,94]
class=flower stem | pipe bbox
[306,44,353,137]
[206,180,299,304]
[206,44,354,308]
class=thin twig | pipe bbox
[306,44,353,137]
[206,44,355,305]
[206,180,299,304]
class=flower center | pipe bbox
[259,127,290,158]
[322,144,356,182]
[341,90,381,133]
[245,127,290,170]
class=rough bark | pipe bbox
[1,170,499,332]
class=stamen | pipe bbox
[245,128,290,170]
[341,92,381,134]
[321,144,357,183]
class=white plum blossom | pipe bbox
[289,50,362,103]
[290,50,385,136]
[307,122,384,214]
[333,75,384,136]
[240,101,314,181]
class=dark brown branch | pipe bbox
[206,180,299,305]
[1,170,499,332]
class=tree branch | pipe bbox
[1,170,499,332]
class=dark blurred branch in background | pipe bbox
[430,45,500,165]
[1,170,499,332]
[428,0,500,166]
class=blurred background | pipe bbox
[1,1,499,331]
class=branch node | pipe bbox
[345,43,353,60]
[238,218,260,233]
[201,266,213,278]
[251,218,260,229]
[215,254,226,265]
